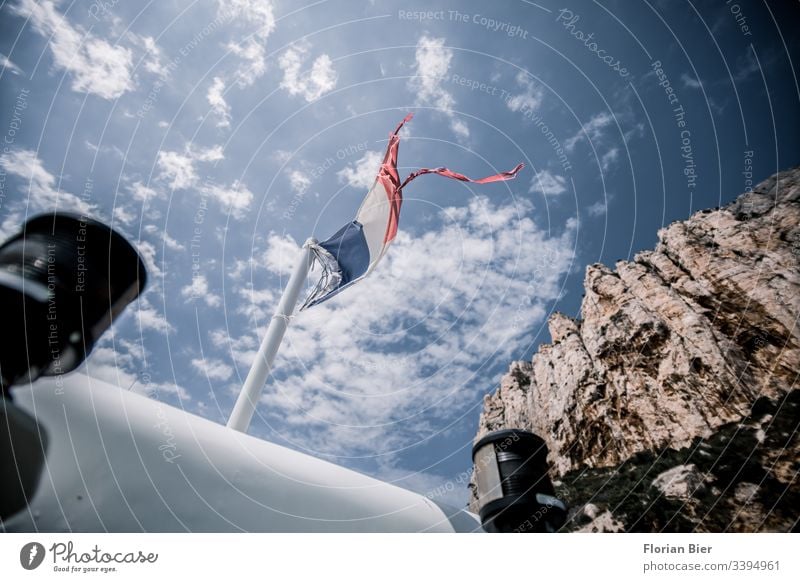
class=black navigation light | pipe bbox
[472,429,567,533]
[0,212,147,392]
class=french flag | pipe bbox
[302,114,524,309]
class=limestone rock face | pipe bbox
[471,168,800,532]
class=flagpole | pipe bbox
[227,238,316,433]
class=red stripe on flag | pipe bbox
[399,163,526,189]
[375,113,411,244]
[376,113,524,244]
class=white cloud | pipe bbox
[134,239,162,279]
[529,169,567,196]
[409,35,468,140]
[129,181,161,202]
[681,73,702,89]
[136,298,174,334]
[227,258,251,282]
[236,283,277,321]
[506,71,543,113]
[336,150,382,190]
[217,0,275,85]
[119,229,175,338]
[410,36,453,105]
[157,145,251,218]
[449,119,469,140]
[128,33,169,79]
[601,147,619,171]
[262,233,301,276]
[288,170,311,195]
[564,112,622,171]
[203,180,254,220]
[194,145,225,162]
[144,224,185,251]
[734,50,761,82]
[182,274,222,307]
[235,196,575,456]
[0,149,92,214]
[1,53,22,75]
[565,111,613,152]
[210,328,258,369]
[157,151,197,190]
[113,205,138,225]
[226,38,267,87]
[272,149,293,164]
[157,145,224,190]
[586,201,607,217]
[118,338,149,363]
[218,0,275,38]
[207,76,231,128]
[12,0,134,99]
[278,41,337,102]
[84,140,125,160]
[192,357,234,382]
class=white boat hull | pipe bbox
[3,375,480,532]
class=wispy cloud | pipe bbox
[278,40,338,102]
[506,71,543,113]
[12,0,135,99]
[1,52,22,75]
[192,357,235,382]
[409,35,469,141]
[207,77,231,128]
[204,180,254,220]
[529,169,568,196]
[136,296,174,334]
[681,73,702,89]
[565,111,613,152]
[127,33,169,79]
[182,274,222,307]
[113,205,138,225]
[262,233,301,276]
[157,145,224,190]
[218,0,275,87]
[586,200,608,217]
[601,147,619,171]
[217,0,276,36]
[734,49,761,82]
[226,38,267,87]
[0,149,91,229]
[336,150,382,190]
[156,145,252,218]
[288,169,312,195]
[564,111,625,172]
[143,223,185,251]
[128,181,162,202]
[157,151,200,190]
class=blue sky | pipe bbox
[1,0,798,508]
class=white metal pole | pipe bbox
[227,238,316,432]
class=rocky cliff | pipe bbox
[471,167,800,532]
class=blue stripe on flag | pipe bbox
[317,220,371,294]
